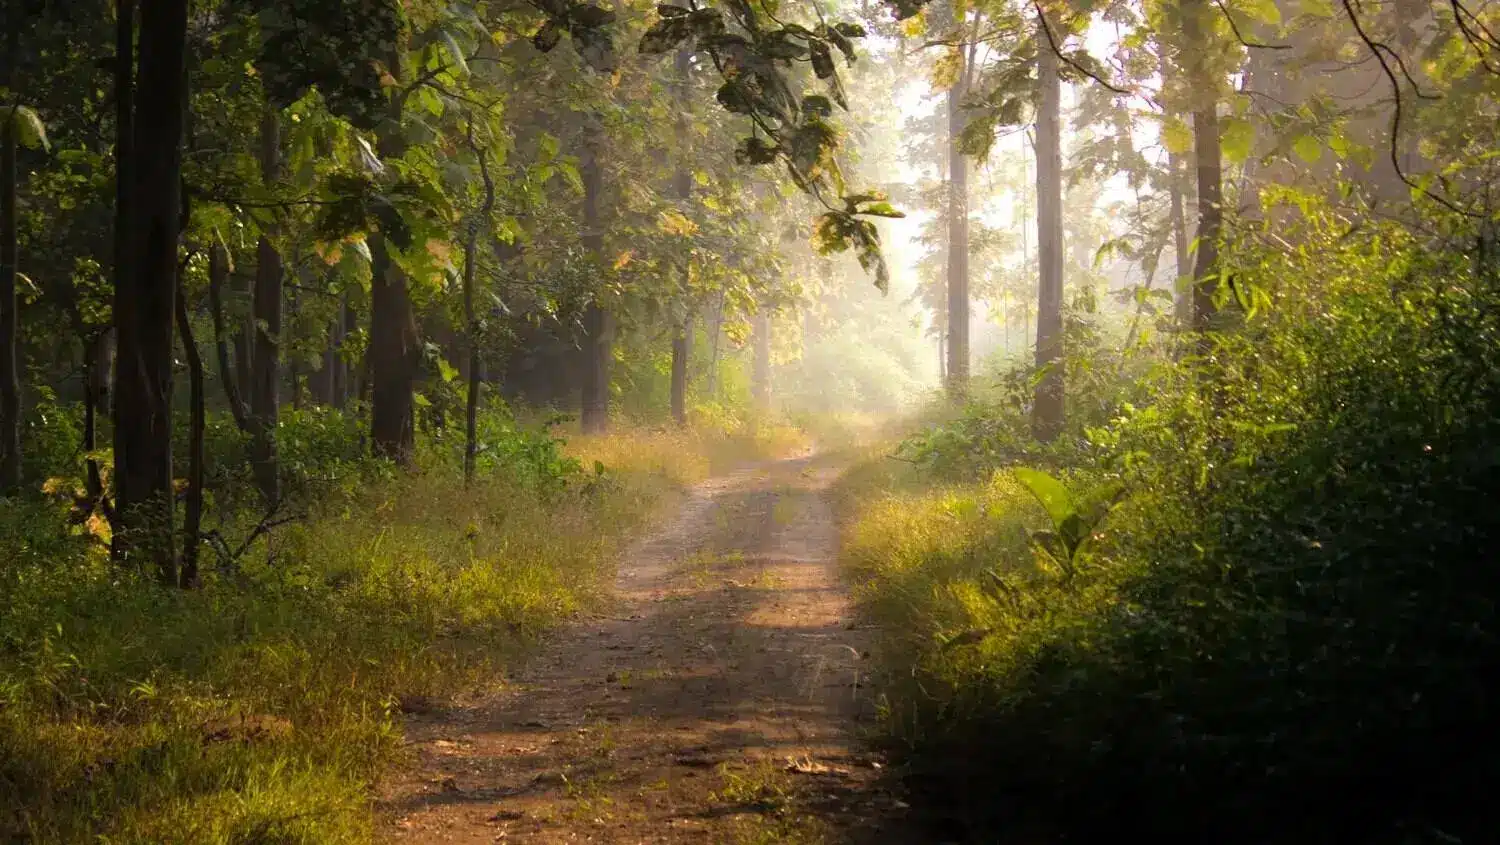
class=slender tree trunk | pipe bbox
[1185,0,1223,339]
[208,243,250,430]
[669,46,692,428]
[463,127,495,485]
[1169,150,1191,326]
[579,129,610,435]
[671,319,690,425]
[0,0,21,493]
[113,0,188,582]
[369,50,418,462]
[174,270,203,588]
[84,329,113,507]
[944,36,971,401]
[249,106,282,507]
[335,294,355,408]
[751,310,770,410]
[1032,13,1065,442]
[705,290,724,401]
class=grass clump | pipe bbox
[839,207,1500,843]
[0,411,773,843]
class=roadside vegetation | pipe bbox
[837,202,1500,843]
[0,408,799,843]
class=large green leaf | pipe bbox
[11,106,49,152]
[1013,468,1077,537]
[1221,117,1255,165]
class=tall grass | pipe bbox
[0,416,794,843]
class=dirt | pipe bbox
[378,451,920,844]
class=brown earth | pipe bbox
[378,451,922,844]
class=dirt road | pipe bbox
[379,452,916,843]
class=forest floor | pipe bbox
[377,448,921,844]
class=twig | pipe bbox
[1032,1,1129,95]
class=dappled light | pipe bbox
[3,0,1499,841]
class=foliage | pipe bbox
[841,202,1500,842]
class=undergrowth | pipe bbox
[837,205,1500,843]
[0,407,797,843]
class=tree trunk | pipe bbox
[669,46,692,428]
[0,0,21,493]
[705,291,724,401]
[336,294,355,408]
[463,128,495,485]
[249,106,282,508]
[112,0,187,582]
[174,269,203,588]
[944,38,971,401]
[369,50,418,461]
[84,328,113,508]
[208,243,250,431]
[1032,13,1065,443]
[369,235,419,461]
[1185,0,1223,339]
[1169,150,1191,326]
[751,310,770,410]
[670,318,689,425]
[579,130,610,435]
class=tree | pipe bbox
[111,0,188,581]
[1032,9,1064,441]
[578,123,610,435]
[945,14,975,400]
[1181,0,1224,338]
[248,106,282,507]
[0,0,22,493]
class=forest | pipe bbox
[1,0,1497,842]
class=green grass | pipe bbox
[0,422,798,844]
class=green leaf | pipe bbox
[437,357,459,383]
[440,30,471,76]
[1233,0,1281,25]
[1162,116,1193,156]
[858,201,905,218]
[1292,134,1322,163]
[1221,117,1255,165]
[1013,467,1077,538]
[11,106,49,151]
[639,16,691,55]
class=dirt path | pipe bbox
[379,452,917,844]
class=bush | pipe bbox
[844,207,1500,843]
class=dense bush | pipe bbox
[842,207,1500,843]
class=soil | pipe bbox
[378,451,922,844]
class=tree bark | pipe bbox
[751,310,770,410]
[1184,0,1223,340]
[1169,150,1192,326]
[1032,12,1065,443]
[174,269,203,589]
[944,34,971,401]
[84,328,113,508]
[669,46,692,428]
[705,291,724,401]
[249,106,282,508]
[208,243,251,431]
[0,0,21,493]
[579,129,610,435]
[463,124,495,485]
[112,0,188,582]
[671,319,690,425]
[369,51,418,462]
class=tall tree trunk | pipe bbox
[669,46,692,428]
[1185,0,1223,339]
[208,243,250,430]
[112,0,187,582]
[174,270,203,589]
[336,294,355,408]
[579,129,610,435]
[751,310,770,410]
[944,36,971,401]
[0,0,20,493]
[249,106,282,508]
[463,125,495,485]
[671,319,690,425]
[84,329,114,508]
[369,50,418,462]
[1032,13,1065,442]
[705,291,724,400]
[1169,150,1191,326]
